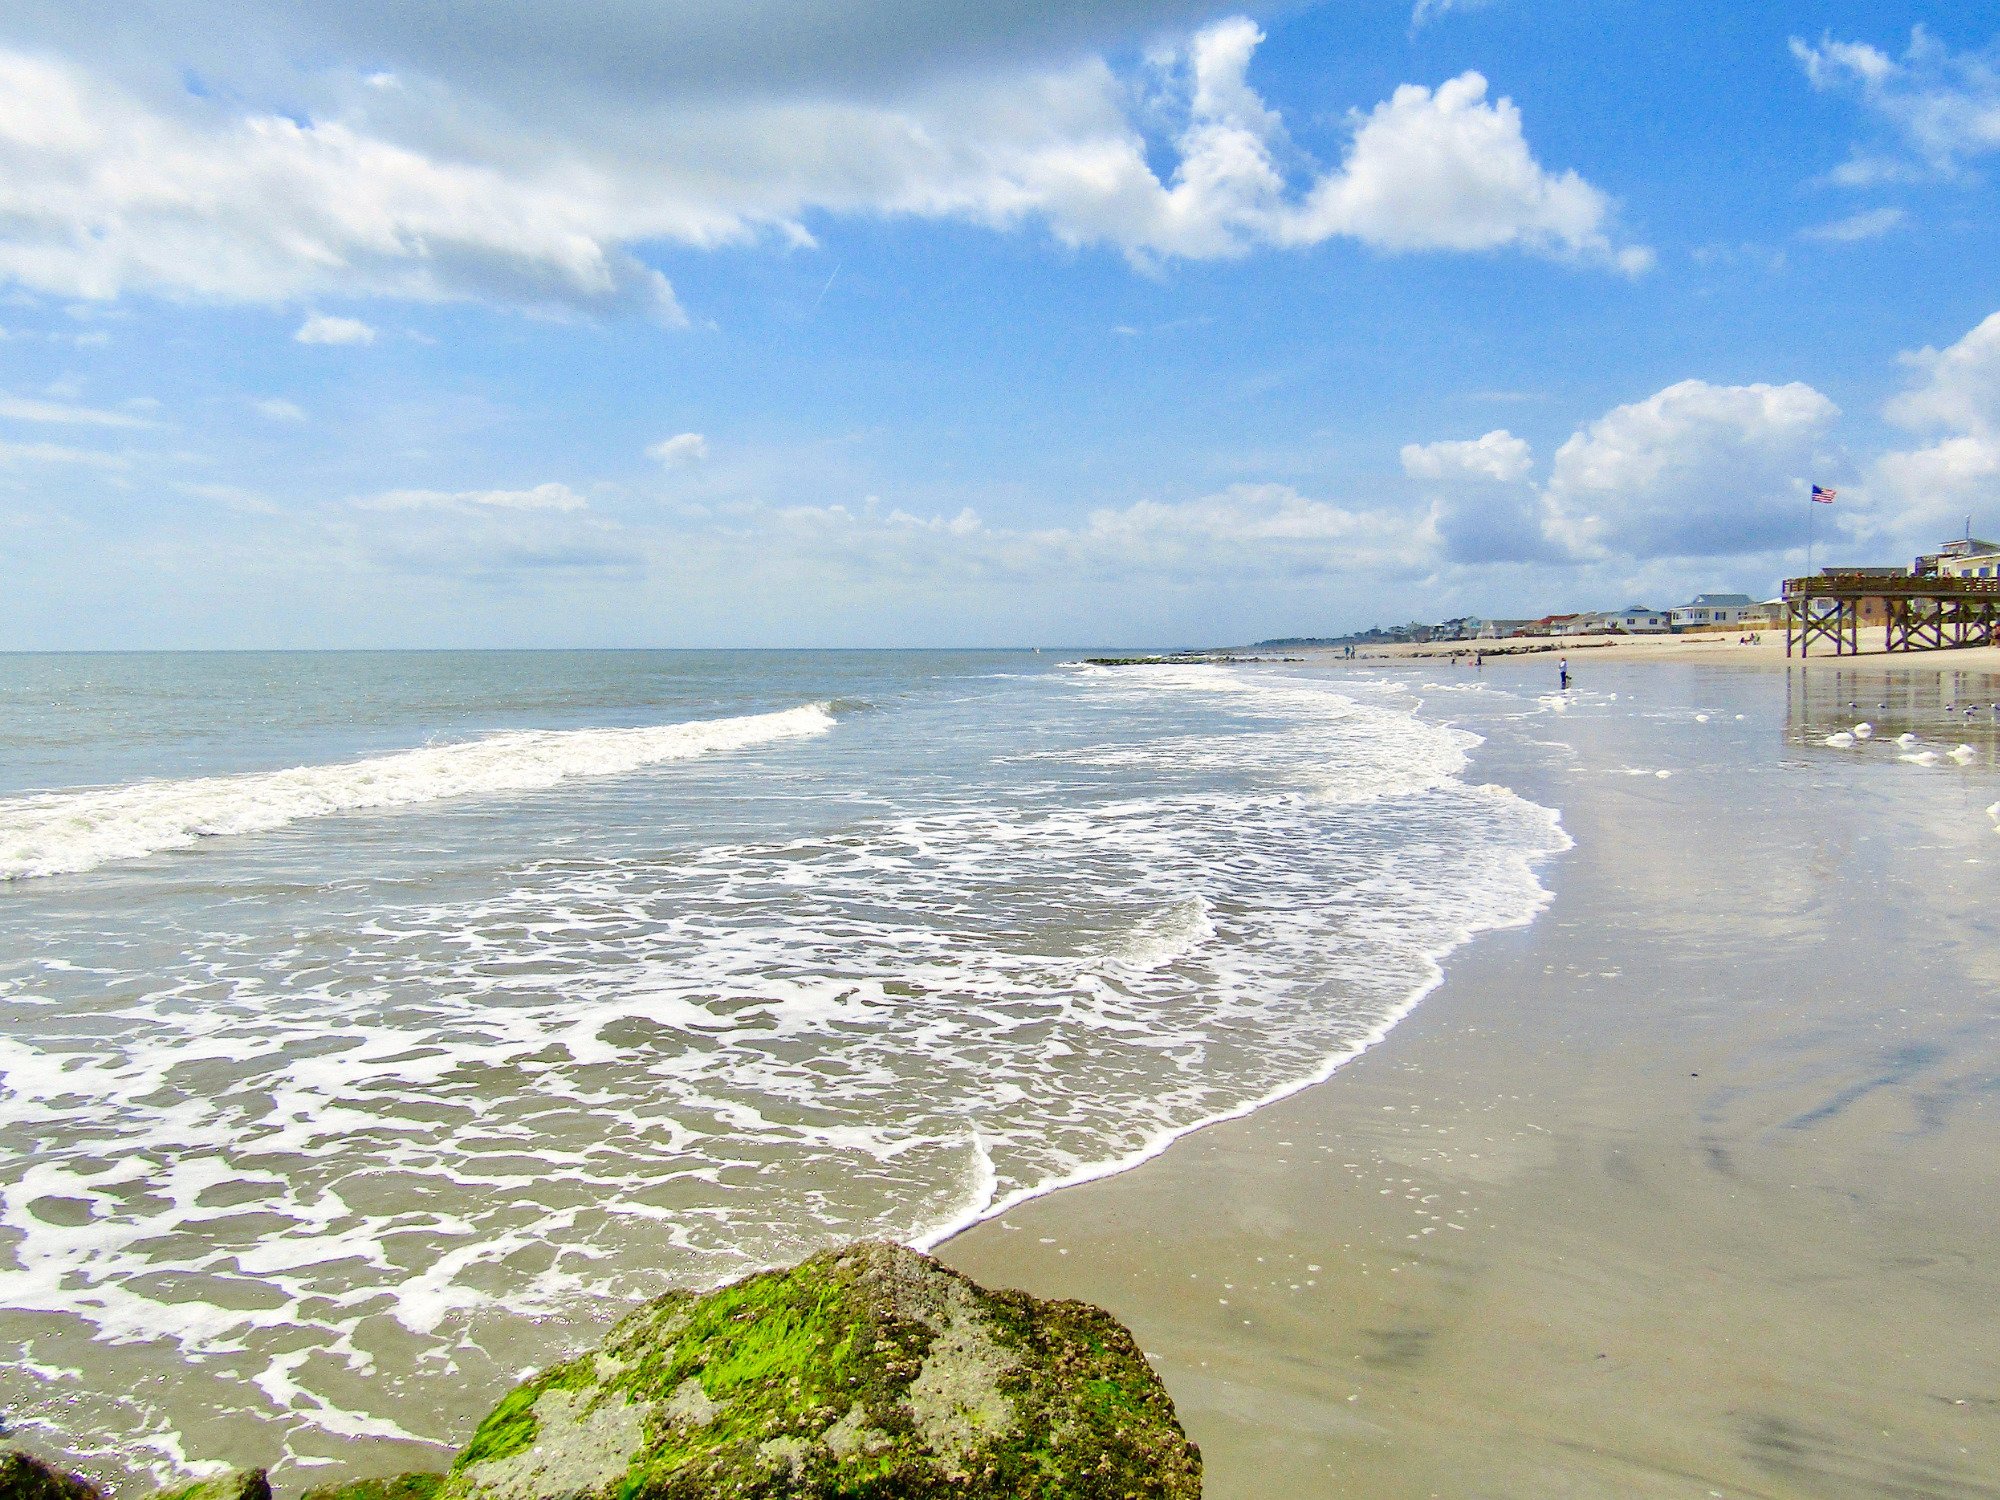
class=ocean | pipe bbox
[0,651,1567,1480]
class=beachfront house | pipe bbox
[1609,606,1670,633]
[1670,593,1758,630]
[1930,538,2000,579]
[1476,619,1534,640]
[1555,612,1615,635]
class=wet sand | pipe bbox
[940,657,2000,1498]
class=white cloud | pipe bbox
[1884,310,2000,437]
[295,314,378,345]
[707,480,1428,591]
[358,481,587,512]
[1410,0,1495,28]
[1541,379,1839,559]
[253,397,307,421]
[1802,206,1906,241]
[0,439,129,468]
[1793,28,2000,181]
[0,19,1640,319]
[1401,429,1533,481]
[0,393,156,427]
[172,481,279,513]
[1070,483,1427,574]
[1401,430,1546,563]
[648,432,708,465]
[1278,73,1649,269]
[1870,310,2000,546]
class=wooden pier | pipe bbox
[1784,572,2000,657]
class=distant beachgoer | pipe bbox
[1475,651,1483,671]
[1559,657,1570,691]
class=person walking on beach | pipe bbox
[1558,656,1570,691]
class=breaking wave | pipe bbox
[0,704,836,881]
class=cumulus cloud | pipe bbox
[358,481,587,512]
[1541,379,1839,559]
[1280,74,1649,269]
[1402,429,1546,562]
[0,17,1641,317]
[1401,429,1532,481]
[1793,28,2000,182]
[1870,310,2000,545]
[648,432,708,465]
[1884,310,2000,437]
[295,314,379,345]
[0,53,685,319]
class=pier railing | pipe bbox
[1781,573,2000,656]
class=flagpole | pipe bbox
[1806,484,1814,578]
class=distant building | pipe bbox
[1559,612,1614,635]
[1476,619,1534,640]
[1671,593,1758,629]
[1608,605,1670,633]
[1931,539,2000,579]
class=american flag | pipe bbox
[1811,484,1837,504]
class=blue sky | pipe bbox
[2,0,1998,647]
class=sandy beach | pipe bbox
[1354,624,2000,671]
[940,652,2000,1498]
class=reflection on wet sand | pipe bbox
[943,658,2000,1500]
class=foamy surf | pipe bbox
[0,655,1566,1478]
[0,703,835,880]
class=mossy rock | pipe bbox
[150,1470,270,1500]
[300,1475,445,1500]
[0,1451,103,1500]
[443,1242,1200,1499]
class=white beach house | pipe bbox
[1609,606,1670,633]
[1929,538,2000,579]
[1670,593,1758,629]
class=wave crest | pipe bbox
[0,703,835,881]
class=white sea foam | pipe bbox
[0,663,1565,1475]
[0,704,836,881]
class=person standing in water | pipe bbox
[1558,656,1570,691]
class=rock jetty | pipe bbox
[6,1242,1200,1500]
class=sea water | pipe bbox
[0,651,1565,1479]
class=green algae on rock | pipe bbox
[150,1471,270,1500]
[299,1475,444,1500]
[443,1242,1200,1499]
[0,1451,105,1500]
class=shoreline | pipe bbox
[1276,624,2000,670]
[938,652,2000,1497]
[9,650,1999,1496]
